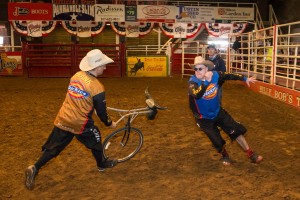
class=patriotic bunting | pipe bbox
[61,21,105,37]
[125,22,139,38]
[159,23,202,38]
[111,22,126,36]
[90,22,105,36]
[76,21,92,37]
[11,21,57,36]
[111,22,154,37]
[139,22,154,36]
[27,21,43,37]
[205,23,247,37]
[8,3,249,39]
[11,20,246,39]
[41,21,57,36]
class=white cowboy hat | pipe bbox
[189,56,214,71]
[79,49,114,71]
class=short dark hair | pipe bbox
[207,44,216,49]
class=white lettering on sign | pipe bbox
[296,96,300,106]
[259,86,272,96]
[274,90,293,104]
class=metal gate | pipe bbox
[25,43,125,78]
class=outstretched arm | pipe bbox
[218,72,255,87]
[245,76,256,87]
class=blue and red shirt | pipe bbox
[188,71,246,119]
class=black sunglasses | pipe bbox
[194,67,205,71]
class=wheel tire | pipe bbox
[103,127,143,163]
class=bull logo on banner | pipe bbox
[129,58,144,76]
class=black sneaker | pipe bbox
[249,153,263,164]
[220,156,232,166]
[25,165,37,190]
[98,159,118,172]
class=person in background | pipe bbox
[25,49,117,190]
[206,44,226,72]
[188,56,263,166]
[206,44,226,102]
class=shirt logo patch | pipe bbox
[68,81,89,99]
[203,84,218,100]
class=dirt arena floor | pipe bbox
[0,76,299,200]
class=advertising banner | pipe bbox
[8,3,53,21]
[205,23,247,37]
[76,21,92,37]
[175,6,215,23]
[137,5,177,23]
[173,23,187,38]
[125,6,137,22]
[127,56,168,77]
[27,21,43,37]
[248,81,300,110]
[0,52,23,76]
[95,4,125,22]
[126,22,139,37]
[215,7,254,21]
[53,4,95,21]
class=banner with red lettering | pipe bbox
[8,3,53,21]
[126,22,139,38]
[111,22,154,37]
[11,21,57,36]
[205,23,247,37]
[137,5,177,23]
[27,21,43,37]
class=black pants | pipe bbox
[196,108,247,153]
[41,126,104,167]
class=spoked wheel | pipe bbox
[103,127,143,163]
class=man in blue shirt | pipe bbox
[188,56,263,166]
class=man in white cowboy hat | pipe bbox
[25,49,117,190]
[188,56,263,166]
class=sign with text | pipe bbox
[8,3,53,21]
[175,6,215,23]
[0,52,23,76]
[246,81,300,110]
[127,56,168,77]
[137,5,177,23]
[125,6,137,22]
[95,4,125,22]
[215,7,254,21]
[53,4,94,21]
[52,0,95,4]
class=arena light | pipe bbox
[0,36,3,46]
[207,40,228,46]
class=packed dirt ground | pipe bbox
[0,76,299,200]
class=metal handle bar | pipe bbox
[107,106,152,125]
[106,88,166,126]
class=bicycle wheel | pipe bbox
[103,127,143,163]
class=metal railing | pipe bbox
[229,21,300,91]
[126,45,169,57]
